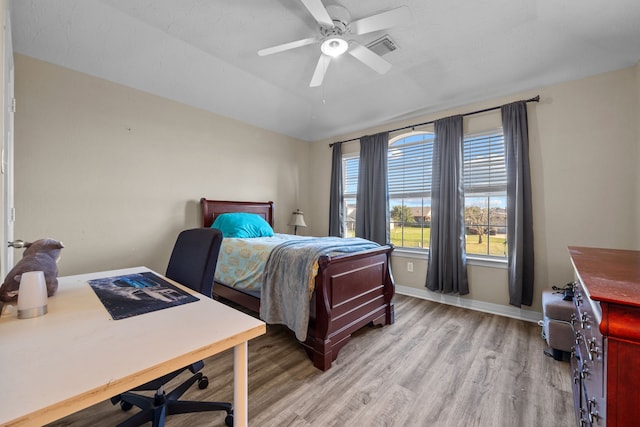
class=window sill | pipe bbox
[392,247,428,260]
[466,255,508,269]
[391,247,508,269]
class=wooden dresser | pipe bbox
[568,246,640,427]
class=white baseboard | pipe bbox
[396,285,542,323]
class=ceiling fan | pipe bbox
[258,0,410,87]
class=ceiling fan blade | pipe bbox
[300,0,334,27]
[310,54,332,87]
[258,37,318,56]
[350,6,411,35]
[348,42,392,74]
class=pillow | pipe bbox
[212,212,274,238]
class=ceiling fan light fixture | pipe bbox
[321,37,348,57]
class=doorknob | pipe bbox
[8,240,27,248]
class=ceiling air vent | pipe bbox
[365,35,398,56]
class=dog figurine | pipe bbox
[0,238,64,302]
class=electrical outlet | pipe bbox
[407,262,414,272]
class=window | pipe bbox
[463,131,508,257]
[342,129,507,258]
[343,155,358,237]
[388,133,434,249]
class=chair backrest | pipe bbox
[165,228,223,298]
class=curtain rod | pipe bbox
[329,95,540,147]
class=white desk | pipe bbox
[0,267,266,427]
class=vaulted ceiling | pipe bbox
[12,0,640,142]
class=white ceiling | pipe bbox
[11,0,640,142]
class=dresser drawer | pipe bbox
[573,280,606,426]
[579,345,606,425]
[573,281,604,361]
[571,350,587,426]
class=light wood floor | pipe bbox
[48,295,574,427]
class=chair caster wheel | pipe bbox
[225,413,233,427]
[120,400,133,411]
[198,375,209,389]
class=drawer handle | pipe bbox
[579,408,588,427]
[575,331,583,347]
[580,312,590,329]
[588,338,601,360]
[588,398,600,422]
[580,365,590,380]
[573,368,580,384]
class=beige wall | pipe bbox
[310,65,640,314]
[14,54,310,276]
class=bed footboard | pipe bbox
[302,245,395,371]
[212,245,395,371]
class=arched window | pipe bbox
[342,131,434,248]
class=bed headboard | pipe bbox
[200,198,275,228]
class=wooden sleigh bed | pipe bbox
[200,198,395,371]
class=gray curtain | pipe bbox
[355,132,389,245]
[328,142,344,237]
[502,101,534,307]
[426,115,469,295]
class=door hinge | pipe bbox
[10,207,15,223]
[10,98,16,113]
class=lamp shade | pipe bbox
[288,209,307,227]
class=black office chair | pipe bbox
[112,228,233,427]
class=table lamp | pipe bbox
[288,209,307,235]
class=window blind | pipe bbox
[343,156,359,198]
[463,132,506,194]
[388,134,434,199]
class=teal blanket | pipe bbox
[260,237,379,341]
